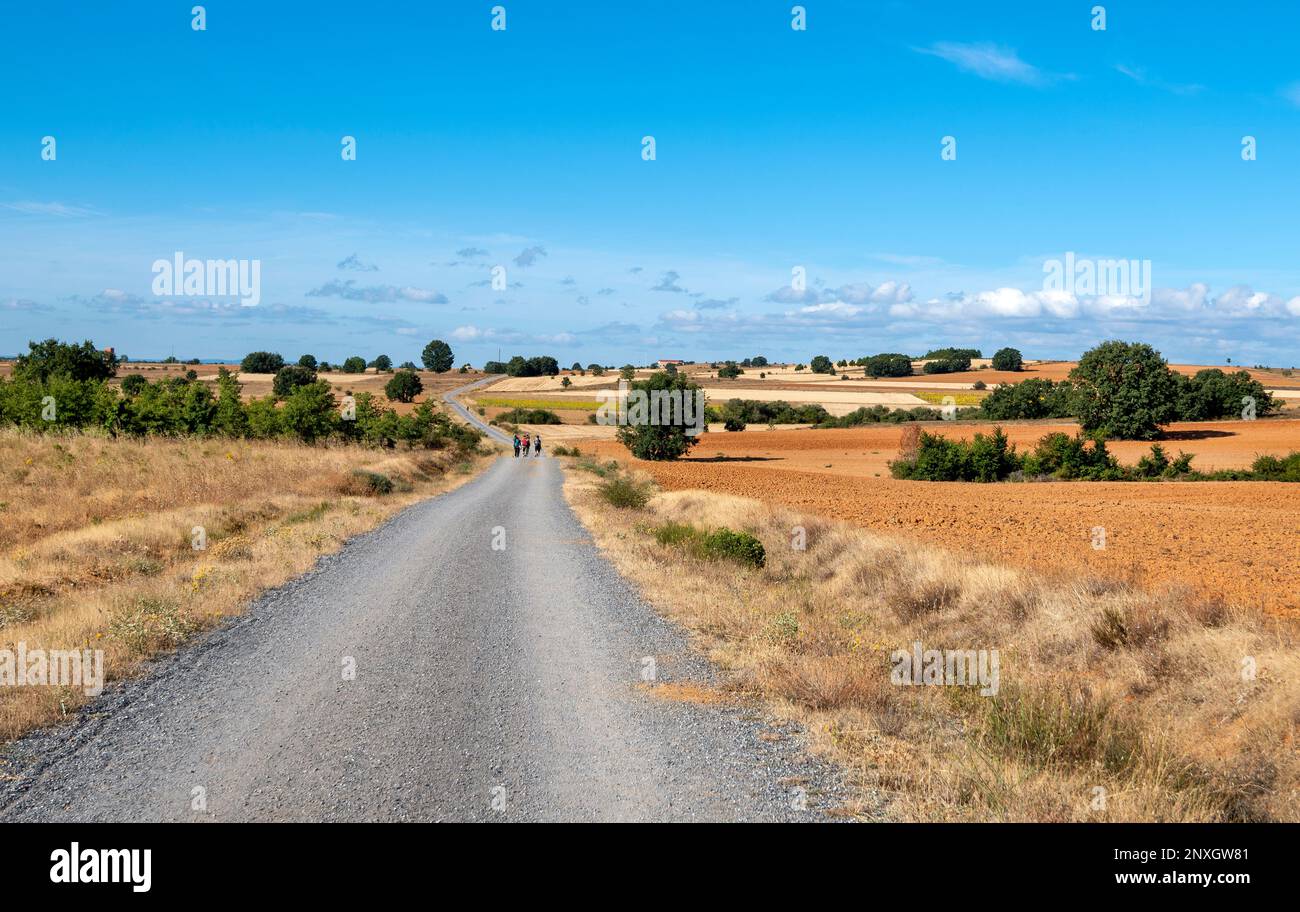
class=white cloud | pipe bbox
[913,42,1052,86]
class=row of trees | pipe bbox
[981,342,1276,438]
[798,347,1024,378]
[0,340,480,452]
[237,339,454,375]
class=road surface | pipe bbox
[0,382,842,821]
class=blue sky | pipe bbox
[2,0,1298,366]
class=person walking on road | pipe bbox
[512,434,521,458]
[521,432,530,457]
[533,434,542,457]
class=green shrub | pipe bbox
[239,351,284,374]
[597,475,651,508]
[650,522,766,568]
[273,364,317,397]
[723,416,746,432]
[701,527,766,568]
[493,407,562,425]
[861,353,913,378]
[384,369,424,403]
[347,470,394,496]
[1250,452,1300,481]
[991,347,1024,371]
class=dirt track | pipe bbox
[588,420,1300,616]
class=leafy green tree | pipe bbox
[15,339,118,383]
[588,364,606,376]
[717,362,742,379]
[615,371,703,461]
[239,351,285,374]
[280,381,338,442]
[809,354,834,375]
[991,347,1024,371]
[384,369,424,403]
[619,365,636,380]
[1070,341,1179,440]
[341,356,367,374]
[371,354,393,372]
[297,354,318,370]
[273,365,317,397]
[1174,369,1276,421]
[750,355,768,367]
[245,396,282,438]
[120,374,148,396]
[861,353,913,377]
[213,368,249,437]
[421,339,454,373]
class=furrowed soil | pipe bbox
[586,419,1300,617]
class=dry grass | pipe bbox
[0,428,487,741]
[562,461,1299,822]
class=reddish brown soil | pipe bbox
[588,420,1300,616]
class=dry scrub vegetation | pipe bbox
[0,429,485,741]
[563,461,1299,822]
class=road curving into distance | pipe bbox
[0,380,844,822]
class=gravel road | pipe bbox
[0,382,845,822]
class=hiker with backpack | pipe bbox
[512,434,521,457]
[533,434,542,457]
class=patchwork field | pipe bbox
[583,418,1300,617]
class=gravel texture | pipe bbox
[0,383,848,822]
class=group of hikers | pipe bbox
[512,432,542,458]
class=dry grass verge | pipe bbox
[562,459,1299,822]
[0,429,487,741]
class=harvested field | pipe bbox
[585,418,1300,617]
[0,429,489,741]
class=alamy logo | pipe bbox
[50,843,151,893]
[151,251,261,307]
[0,643,104,696]
[891,641,1000,696]
[1043,251,1151,303]
[595,379,706,437]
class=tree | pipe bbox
[1070,340,1179,440]
[1175,369,1276,421]
[398,361,417,370]
[422,339,454,373]
[588,364,606,376]
[384,370,424,403]
[991,347,1024,372]
[483,360,507,374]
[861,353,913,378]
[279,381,338,442]
[298,354,318,370]
[717,362,742,379]
[809,354,834,375]
[751,355,768,367]
[15,339,118,383]
[239,351,285,374]
[120,374,147,396]
[273,365,317,397]
[619,365,636,380]
[341,356,367,374]
[615,371,702,461]
[371,354,393,372]
[571,361,583,372]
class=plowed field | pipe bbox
[587,419,1300,616]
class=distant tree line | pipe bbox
[0,339,481,453]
